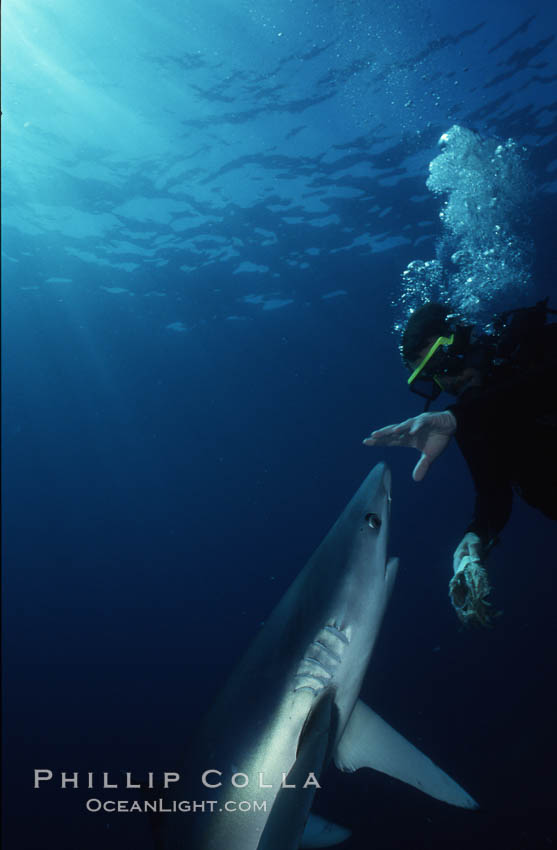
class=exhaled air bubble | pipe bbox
[395,124,533,330]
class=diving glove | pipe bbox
[363,410,457,482]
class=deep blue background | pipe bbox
[3,1,557,848]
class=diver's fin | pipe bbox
[334,700,478,809]
[301,813,351,847]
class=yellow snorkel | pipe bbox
[407,333,455,388]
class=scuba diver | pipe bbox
[364,298,557,627]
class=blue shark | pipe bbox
[160,463,476,849]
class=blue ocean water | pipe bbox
[2,1,557,848]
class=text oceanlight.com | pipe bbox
[85,799,267,814]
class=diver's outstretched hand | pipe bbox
[363,411,457,481]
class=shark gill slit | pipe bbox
[312,640,342,664]
[293,623,350,694]
[305,656,334,676]
[324,624,351,644]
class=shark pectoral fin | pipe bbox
[334,700,478,810]
[301,813,351,848]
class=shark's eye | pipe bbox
[365,512,381,529]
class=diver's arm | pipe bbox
[448,367,551,542]
[465,474,513,547]
[454,431,513,548]
[449,364,556,430]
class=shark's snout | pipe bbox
[381,463,392,495]
[373,462,392,527]
[366,463,395,579]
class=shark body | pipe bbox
[160,462,476,849]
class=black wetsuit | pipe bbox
[448,339,557,547]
